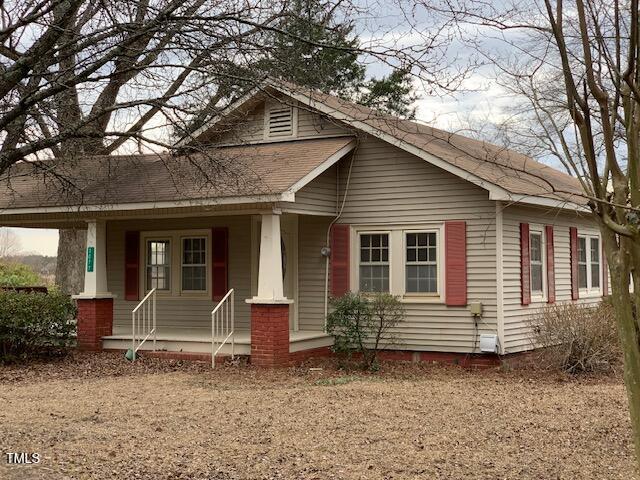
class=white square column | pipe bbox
[74,220,113,299]
[248,212,292,304]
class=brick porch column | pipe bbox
[250,304,290,367]
[247,212,293,367]
[73,220,114,351]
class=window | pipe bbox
[578,233,601,292]
[577,236,588,289]
[405,232,438,293]
[147,240,170,291]
[359,233,389,292]
[352,225,445,301]
[590,237,600,289]
[182,237,206,291]
[530,231,544,294]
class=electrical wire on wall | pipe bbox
[323,137,360,329]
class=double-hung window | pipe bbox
[529,230,544,296]
[405,232,438,294]
[143,231,210,296]
[182,237,207,291]
[578,233,601,292]
[354,225,444,301]
[359,233,389,292]
[147,240,171,291]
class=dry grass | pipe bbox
[0,352,637,480]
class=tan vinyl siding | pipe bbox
[107,216,252,334]
[502,205,603,353]
[216,100,350,145]
[289,165,337,215]
[337,135,498,352]
[297,215,332,330]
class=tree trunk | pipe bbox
[606,239,640,462]
[55,229,86,295]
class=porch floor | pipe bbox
[102,328,333,356]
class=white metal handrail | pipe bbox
[211,288,235,368]
[131,288,156,361]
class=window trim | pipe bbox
[402,228,442,298]
[350,224,445,303]
[529,227,547,301]
[180,235,208,294]
[578,231,602,296]
[356,230,391,294]
[145,238,172,292]
[140,229,211,299]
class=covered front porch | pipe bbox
[72,208,335,366]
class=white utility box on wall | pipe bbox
[479,334,499,353]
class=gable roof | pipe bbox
[186,80,586,210]
[0,137,355,214]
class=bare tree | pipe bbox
[1,0,460,294]
[0,228,20,258]
[414,0,640,463]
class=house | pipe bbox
[0,80,607,366]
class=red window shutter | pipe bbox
[330,224,350,297]
[602,243,609,296]
[445,221,467,306]
[124,231,140,301]
[520,223,531,306]
[545,225,555,304]
[211,227,229,301]
[570,227,579,300]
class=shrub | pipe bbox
[326,292,404,370]
[0,290,76,363]
[0,262,42,287]
[528,302,621,374]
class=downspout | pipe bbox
[323,138,359,330]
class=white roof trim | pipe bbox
[285,139,357,195]
[489,191,588,212]
[0,193,294,216]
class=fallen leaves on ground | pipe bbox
[0,352,636,479]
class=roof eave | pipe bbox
[490,191,589,212]
[0,192,294,216]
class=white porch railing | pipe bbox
[131,288,156,361]
[211,288,235,368]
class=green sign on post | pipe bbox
[87,246,95,273]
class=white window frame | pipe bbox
[356,230,391,294]
[577,231,602,297]
[140,229,211,298]
[350,224,445,303]
[403,228,441,298]
[180,235,208,294]
[145,237,172,293]
[529,227,546,301]
[263,101,298,140]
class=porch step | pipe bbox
[102,329,333,356]
[102,332,250,356]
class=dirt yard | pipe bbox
[0,352,636,480]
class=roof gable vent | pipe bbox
[265,103,297,139]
